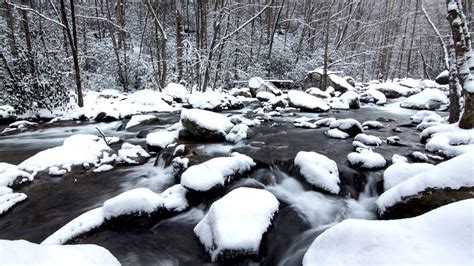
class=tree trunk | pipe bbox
[175,1,184,82]
[4,1,19,58]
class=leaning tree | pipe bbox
[446,0,474,129]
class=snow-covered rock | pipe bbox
[18,134,112,173]
[0,163,34,188]
[325,128,350,139]
[256,91,276,102]
[226,124,251,143]
[188,91,226,111]
[194,187,279,262]
[125,114,158,130]
[288,90,330,112]
[1,239,120,265]
[383,162,435,190]
[294,151,340,194]
[422,123,474,157]
[329,119,363,137]
[181,153,255,192]
[369,82,417,98]
[339,90,360,109]
[315,117,336,127]
[0,105,16,121]
[376,151,474,218]
[163,83,189,102]
[93,164,114,173]
[362,120,384,130]
[248,77,282,96]
[411,151,429,162]
[386,136,402,146]
[391,154,408,163]
[305,87,331,99]
[400,89,449,110]
[435,70,449,85]
[228,87,252,98]
[303,199,474,265]
[146,130,179,152]
[359,88,387,105]
[0,190,27,215]
[128,89,173,111]
[347,149,386,169]
[180,109,233,141]
[353,133,382,146]
[116,143,151,165]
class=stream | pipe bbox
[0,105,427,265]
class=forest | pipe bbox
[0,0,473,265]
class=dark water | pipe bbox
[0,106,430,265]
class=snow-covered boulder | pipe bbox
[421,123,474,158]
[163,83,189,102]
[294,151,340,194]
[94,107,121,122]
[194,187,279,262]
[383,162,435,190]
[18,134,112,173]
[324,128,350,139]
[181,153,255,192]
[435,70,449,85]
[188,92,226,111]
[125,114,158,130]
[288,90,330,112]
[128,89,173,110]
[353,133,382,146]
[248,77,282,97]
[359,89,386,105]
[386,136,402,146]
[226,124,252,143]
[339,90,360,109]
[305,87,331,99]
[347,149,386,169]
[376,151,474,219]
[362,120,384,130]
[256,91,276,102]
[0,163,34,188]
[103,188,163,219]
[115,143,151,165]
[329,119,363,137]
[369,82,417,98]
[315,117,336,127]
[1,239,120,265]
[180,109,233,141]
[0,188,27,215]
[303,199,474,265]
[400,89,449,110]
[0,105,16,123]
[146,130,179,152]
[304,69,355,93]
[228,87,252,98]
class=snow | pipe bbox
[329,118,363,134]
[9,120,38,129]
[305,87,331,99]
[294,117,318,128]
[116,143,151,164]
[383,162,435,190]
[256,91,276,101]
[354,133,382,146]
[42,207,105,245]
[163,83,189,101]
[93,164,114,173]
[248,77,265,89]
[329,74,355,91]
[294,151,340,194]
[392,154,408,163]
[188,91,224,110]
[161,184,189,212]
[376,151,474,213]
[194,187,279,262]
[103,188,163,219]
[48,166,67,176]
[1,239,120,265]
[325,128,349,139]
[362,120,384,129]
[347,149,386,169]
[0,105,15,119]
[125,114,157,129]
[303,199,474,265]
[360,88,386,104]
[18,134,111,173]
[128,89,173,110]
[0,191,27,215]
[287,90,330,112]
[181,153,256,191]
[180,108,234,136]
[315,117,336,127]
[0,163,34,187]
[369,82,415,97]
[412,151,429,162]
[146,130,179,150]
[400,89,449,110]
[424,125,474,157]
[435,70,449,81]
[329,97,349,109]
[226,124,251,143]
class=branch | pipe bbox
[75,15,127,33]
[421,1,449,70]
[213,1,273,52]
[7,0,65,28]
[144,0,167,40]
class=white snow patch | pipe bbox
[354,133,382,146]
[146,130,179,150]
[180,108,234,136]
[325,128,349,139]
[400,89,449,110]
[0,191,27,215]
[383,162,435,190]
[288,90,330,112]
[347,149,386,169]
[125,114,157,129]
[103,188,164,219]
[226,124,251,143]
[93,164,114,173]
[162,184,189,212]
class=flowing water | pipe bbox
[0,106,426,265]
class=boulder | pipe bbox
[400,89,449,110]
[249,77,282,97]
[329,119,363,137]
[294,151,340,194]
[288,90,330,112]
[304,70,355,93]
[435,70,449,85]
[180,109,234,141]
